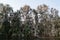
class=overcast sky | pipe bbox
[0,0,60,15]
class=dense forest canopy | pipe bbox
[0,4,60,40]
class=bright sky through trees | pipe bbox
[0,0,60,15]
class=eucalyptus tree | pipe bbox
[51,8,59,18]
[19,5,31,25]
[0,4,13,40]
[37,4,48,24]
[10,12,20,40]
[0,4,5,29]
[36,4,49,36]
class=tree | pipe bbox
[0,4,60,40]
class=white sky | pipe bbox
[0,0,60,15]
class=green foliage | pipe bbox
[0,4,60,40]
